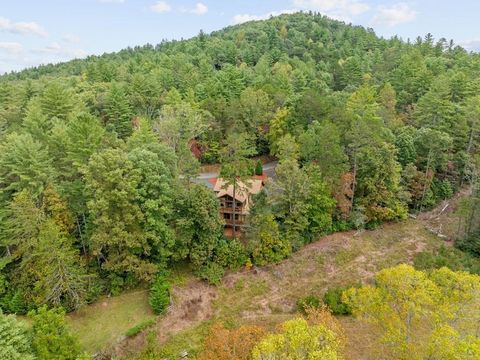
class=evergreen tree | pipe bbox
[30,306,81,360]
[40,82,74,121]
[105,83,133,139]
[0,133,54,198]
[0,310,34,360]
[85,148,155,284]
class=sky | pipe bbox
[1,0,480,74]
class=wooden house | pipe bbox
[213,177,265,233]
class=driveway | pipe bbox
[194,161,278,188]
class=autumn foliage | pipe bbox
[198,323,266,360]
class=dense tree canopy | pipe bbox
[0,12,479,319]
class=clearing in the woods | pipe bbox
[68,192,463,358]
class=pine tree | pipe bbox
[40,82,74,121]
[104,83,133,139]
[0,310,34,360]
[30,306,81,360]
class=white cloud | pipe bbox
[0,17,48,37]
[0,42,23,54]
[292,0,369,21]
[233,9,298,25]
[32,42,88,59]
[150,1,171,13]
[459,39,480,52]
[62,33,81,44]
[191,2,208,15]
[372,3,417,27]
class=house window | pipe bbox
[223,213,231,220]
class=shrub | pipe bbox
[149,275,170,315]
[432,178,454,200]
[196,262,225,285]
[29,306,81,359]
[125,318,156,337]
[297,295,321,314]
[0,288,28,314]
[255,160,263,175]
[456,231,480,259]
[323,287,352,315]
[414,246,480,275]
[213,239,248,271]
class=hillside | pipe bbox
[0,12,480,360]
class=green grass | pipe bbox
[125,317,157,337]
[157,321,212,359]
[67,289,153,353]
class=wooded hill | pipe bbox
[0,13,479,354]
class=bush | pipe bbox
[414,246,480,275]
[255,160,263,175]
[1,289,28,315]
[296,295,321,314]
[323,287,353,315]
[213,239,248,271]
[196,262,225,285]
[125,318,156,337]
[149,275,170,315]
[432,178,454,200]
[456,231,480,259]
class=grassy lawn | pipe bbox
[67,289,153,354]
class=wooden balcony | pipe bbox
[219,207,248,215]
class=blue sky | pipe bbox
[1,0,480,74]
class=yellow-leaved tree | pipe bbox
[252,317,342,360]
[343,264,480,360]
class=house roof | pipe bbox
[214,178,264,202]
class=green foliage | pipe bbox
[173,183,224,268]
[196,262,225,286]
[414,246,480,275]
[29,306,81,360]
[104,83,133,139]
[0,289,28,315]
[254,160,263,176]
[125,318,156,337]
[212,239,248,271]
[149,274,170,315]
[296,295,321,314]
[0,12,479,326]
[0,133,54,198]
[323,287,352,315]
[248,212,291,266]
[0,310,34,360]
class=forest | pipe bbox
[0,11,479,359]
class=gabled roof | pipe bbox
[214,178,264,202]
